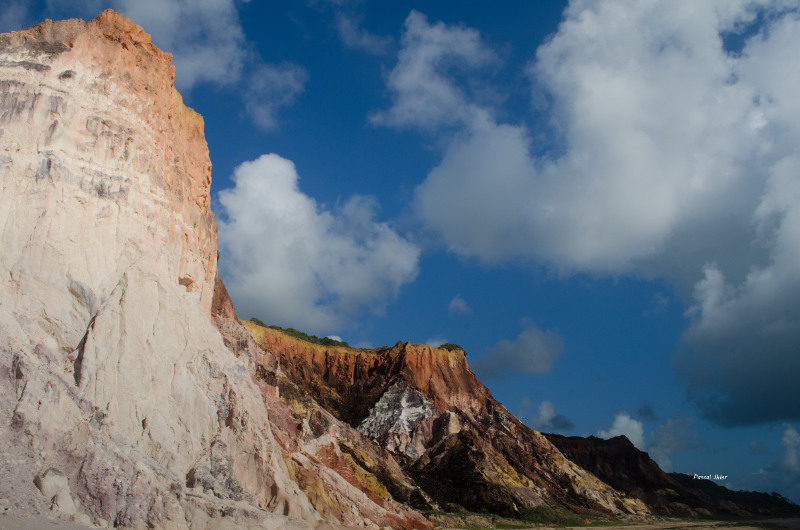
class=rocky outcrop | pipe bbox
[3,9,794,529]
[358,380,436,460]
[230,321,434,529]
[546,434,800,518]
[245,325,648,518]
[0,10,389,528]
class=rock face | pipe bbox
[3,9,796,530]
[247,326,648,518]
[358,380,435,460]
[0,10,427,529]
[546,434,800,519]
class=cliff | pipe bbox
[0,10,427,529]
[546,434,800,519]
[244,324,648,518]
[2,9,795,530]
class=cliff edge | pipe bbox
[0,10,407,529]
[244,323,648,518]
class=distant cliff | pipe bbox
[2,9,797,530]
[545,433,800,518]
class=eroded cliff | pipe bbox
[546,434,800,519]
[244,323,648,518]
[4,9,793,530]
[0,10,427,529]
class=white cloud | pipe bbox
[472,320,563,379]
[647,416,702,472]
[43,0,306,130]
[532,400,574,432]
[109,0,247,91]
[245,63,308,131]
[122,0,308,127]
[780,424,800,473]
[425,337,447,348]
[336,12,391,55]
[447,294,470,314]
[377,3,800,425]
[598,411,645,450]
[731,424,800,504]
[410,2,768,271]
[217,154,420,334]
[370,10,496,130]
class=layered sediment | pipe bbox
[2,9,796,530]
[0,10,426,528]
[546,434,800,519]
[245,324,648,518]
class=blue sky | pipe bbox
[6,0,799,504]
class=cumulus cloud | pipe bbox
[217,154,420,334]
[376,3,800,426]
[472,320,563,379]
[676,256,800,425]
[648,416,703,472]
[44,0,307,129]
[244,63,308,131]
[780,424,800,473]
[106,0,247,90]
[336,12,391,55]
[732,424,800,504]
[370,10,496,130]
[448,294,470,314]
[408,2,768,270]
[598,411,645,450]
[426,337,447,348]
[531,400,574,433]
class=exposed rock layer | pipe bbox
[2,9,797,530]
[546,434,800,519]
[246,325,647,518]
[0,10,426,529]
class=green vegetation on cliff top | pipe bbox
[249,318,350,347]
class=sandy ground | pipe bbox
[434,519,800,530]
[3,506,800,530]
[0,510,95,530]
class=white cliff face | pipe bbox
[358,381,436,460]
[0,11,319,528]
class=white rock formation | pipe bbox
[358,381,436,460]
[0,10,326,529]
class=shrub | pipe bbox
[258,323,350,347]
[440,343,465,353]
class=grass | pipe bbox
[248,318,350,347]
[520,505,583,526]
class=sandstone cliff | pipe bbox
[245,324,648,518]
[0,10,426,529]
[3,9,794,530]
